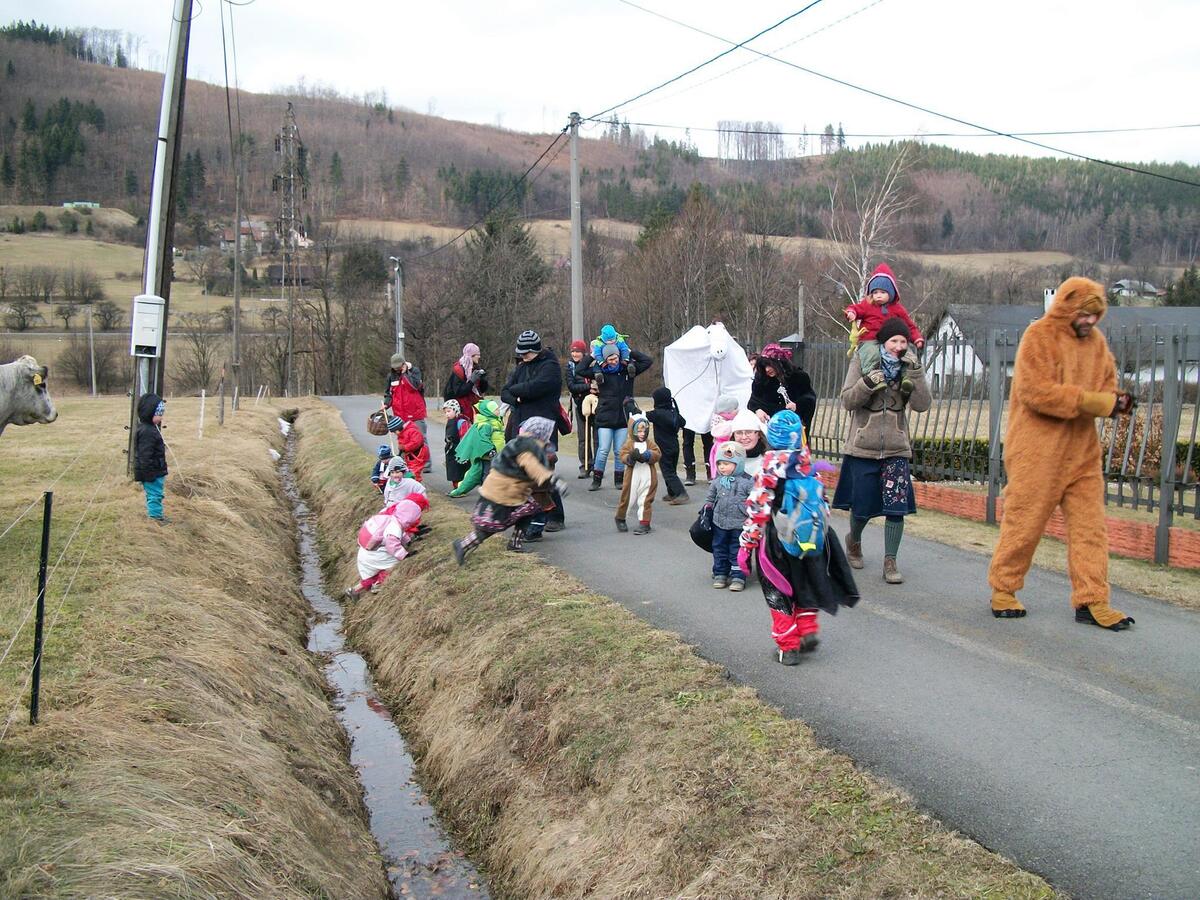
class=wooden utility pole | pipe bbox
[568,112,584,341]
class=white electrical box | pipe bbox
[131,294,166,358]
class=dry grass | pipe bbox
[0,397,386,898]
[0,204,138,230]
[296,399,1055,899]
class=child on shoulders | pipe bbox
[590,323,632,367]
[844,264,924,395]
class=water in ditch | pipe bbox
[280,437,487,898]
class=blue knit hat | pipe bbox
[714,441,746,475]
[377,444,393,459]
[766,410,805,451]
[867,274,896,302]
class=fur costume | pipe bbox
[616,414,661,529]
[987,277,1134,629]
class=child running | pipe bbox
[616,413,661,534]
[739,410,859,665]
[705,441,755,591]
[844,263,925,394]
[442,399,470,490]
[370,444,394,493]
[448,398,505,498]
[452,416,570,564]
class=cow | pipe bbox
[0,355,58,437]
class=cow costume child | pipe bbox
[616,414,661,534]
[739,410,859,665]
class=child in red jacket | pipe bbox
[395,419,431,482]
[844,263,925,395]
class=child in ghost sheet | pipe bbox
[739,410,859,666]
[616,413,661,534]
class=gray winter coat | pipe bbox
[839,353,931,459]
[704,472,755,530]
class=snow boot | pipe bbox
[588,471,603,491]
[684,466,697,486]
[614,470,624,488]
[777,648,803,665]
[845,538,863,569]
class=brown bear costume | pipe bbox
[988,277,1135,630]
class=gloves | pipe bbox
[470,369,484,383]
[901,349,921,368]
[625,362,637,377]
[593,371,605,385]
[550,475,570,498]
[736,548,751,575]
[1114,392,1137,416]
[861,370,886,391]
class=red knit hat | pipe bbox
[570,339,587,353]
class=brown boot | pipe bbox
[883,556,904,584]
[991,590,1027,619]
[845,538,863,569]
[1075,601,1135,631]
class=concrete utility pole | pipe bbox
[388,256,405,359]
[231,148,243,409]
[127,0,192,474]
[568,111,584,342]
[274,103,305,396]
[87,303,96,397]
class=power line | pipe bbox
[585,118,1200,140]
[588,1,827,122]
[616,4,1200,189]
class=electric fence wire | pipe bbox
[0,463,76,546]
[615,2,1200,189]
[404,127,570,264]
[587,119,1200,140]
[588,1,827,122]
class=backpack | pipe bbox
[774,473,826,558]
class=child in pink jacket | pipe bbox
[346,497,423,599]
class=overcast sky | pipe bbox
[19,0,1200,165]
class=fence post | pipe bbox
[1155,331,1181,564]
[29,491,52,725]
[198,389,206,439]
[986,330,1005,525]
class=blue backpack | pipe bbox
[775,472,827,558]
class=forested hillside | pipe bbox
[2,26,1200,266]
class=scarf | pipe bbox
[739,446,814,596]
[880,349,901,383]
[458,343,481,396]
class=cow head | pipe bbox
[2,356,58,434]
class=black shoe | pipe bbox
[452,539,468,567]
[525,531,544,543]
[777,648,803,666]
[588,472,603,491]
[1074,604,1135,630]
[683,467,696,486]
[544,521,564,533]
[415,524,432,536]
[577,466,589,479]
[615,518,628,532]
[614,470,624,488]
[633,522,651,535]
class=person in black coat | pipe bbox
[748,343,816,438]
[647,386,688,503]
[134,392,169,523]
[501,330,563,442]
[580,342,653,490]
[564,339,597,477]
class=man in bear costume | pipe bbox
[988,276,1136,630]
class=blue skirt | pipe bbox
[832,455,917,520]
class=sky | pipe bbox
[14,0,1200,166]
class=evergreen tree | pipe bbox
[21,98,36,132]
[394,156,410,194]
[124,168,138,196]
[5,60,14,78]
[1164,265,1200,307]
[329,151,344,188]
[941,209,954,239]
[115,45,127,68]
[0,152,13,188]
[836,123,846,149]
[85,218,94,236]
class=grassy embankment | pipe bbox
[295,398,1054,898]
[0,397,386,897]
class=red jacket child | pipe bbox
[395,420,431,482]
[844,263,924,348]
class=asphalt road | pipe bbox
[331,395,1200,900]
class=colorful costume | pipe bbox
[739,411,859,664]
[987,277,1135,630]
[449,399,505,497]
[616,414,661,533]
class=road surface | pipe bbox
[330,395,1200,900]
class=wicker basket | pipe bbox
[366,410,389,436]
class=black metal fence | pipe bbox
[804,323,1200,563]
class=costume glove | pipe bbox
[736,547,751,575]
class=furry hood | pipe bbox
[1047,276,1107,323]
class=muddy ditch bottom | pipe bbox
[281,439,487,898]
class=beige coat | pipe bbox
[839,353,931,459]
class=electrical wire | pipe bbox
[615,3,1200,189]
[589,1,827,122]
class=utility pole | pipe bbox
[388,256,404,358]
[274,102,305,396]
[231,144,243,409]
[127,0,192,474]
[568,111,584,342]
[87,303,96,397]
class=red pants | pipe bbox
[769,608,819,652]
[359,570,390,591]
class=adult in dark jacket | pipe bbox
[580,342,653,490]
[749,343,817,438]
[565,339,596,476]
[501,330,563,442]
[134,392,168,523]
[647,386,688,503]
[442,342,489,423]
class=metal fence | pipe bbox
[804,324,1200,563]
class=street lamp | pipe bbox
[388,256,404,358]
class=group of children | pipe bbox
[351,441,432,599]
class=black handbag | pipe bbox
[689,504,714,553]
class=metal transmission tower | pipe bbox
[273,102,307,395]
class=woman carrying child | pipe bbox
[581,341,653,490]
[452,416,571,564]
[832,316,931,585]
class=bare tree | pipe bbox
[55,301,79,331]
[184,248,223,295]
[176,312,222,392]
[95,300,124,331]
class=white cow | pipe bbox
[0,356,58,436]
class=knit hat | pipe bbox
[867,274,897,302]
[652,386,673,407]
[388,457,409,474]
[518,416,555,443]
[389,353,406,369]
[715,394,739,416]
[154,400,166,417]
[570,339,588,353]
[442,399,461,417]
[714,441,747,476]
[760,343,791,362]
[515,330,542,354]
[875,316,909,347]
[377,444,393,459]
[728,408,765,435]
[766,410,805,451]
[600,324,618,343]
[600,341,621,362]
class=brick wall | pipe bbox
[816,466,1200,570]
